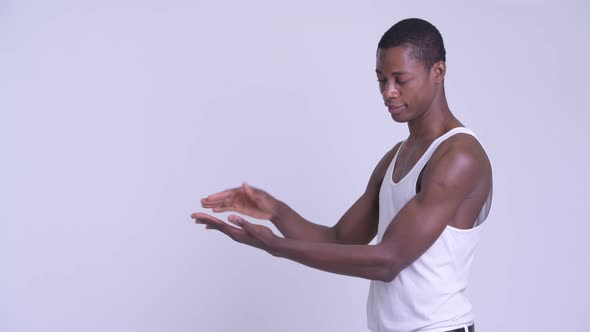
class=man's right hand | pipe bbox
[201,182,280,220]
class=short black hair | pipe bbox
[378,18,446,69]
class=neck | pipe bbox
[406,95,459,143]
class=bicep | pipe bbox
[378,148,484,273]
[378,195,456,272]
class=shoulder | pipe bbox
[423,132,491,194]
[433,131,490,171]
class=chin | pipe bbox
[390,114,410,123]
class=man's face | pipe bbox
[375,45,438,123]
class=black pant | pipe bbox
[445,324,474,332]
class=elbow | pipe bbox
[377,266,398,283]
[374,247,401,282]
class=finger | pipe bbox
[201,195,230,204]
[202,195,239,209]
[201,197,230,208]
[192,212,225,223]
[204,187,241,201]
[228,215,257,233]
[203,221,241,233]
[242,181,257,198]
[227,214,244,226]
[192,212,213,219]
[212,207,236,213]
[201,200,226,208]
[195,214,245,239]
[200,193,236,208]
[192,212,225,227]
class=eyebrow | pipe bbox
[375,69,411,76]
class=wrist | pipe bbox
[270,199,285,224]
[268,235,291,258]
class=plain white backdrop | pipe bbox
[1,0,588,331]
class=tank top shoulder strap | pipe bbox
[438,126,477,141]
[424,127,477,157]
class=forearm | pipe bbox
[270,200,338,243]
[272,238,396,282]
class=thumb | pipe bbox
[228,215,256,233]
[228,214,246,227]
[242,181,258,199]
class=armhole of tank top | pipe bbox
[415,162,428,194]
[413,129,465,194]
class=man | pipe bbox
[192,18,492,332]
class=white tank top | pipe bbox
[367,127,492,332]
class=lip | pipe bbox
[387,104,405,115]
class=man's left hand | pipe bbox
[191,212,281,255]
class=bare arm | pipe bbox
[200,144,400,245]
[275,145,489,281]
[270,144,399,244]
[193,142,490,281]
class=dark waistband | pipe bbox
[444,324,474,332]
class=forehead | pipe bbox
[376,45,423,74]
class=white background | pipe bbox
[1,0,588,331]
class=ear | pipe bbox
[431,61,446,84]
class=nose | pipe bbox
[381,82,400,100]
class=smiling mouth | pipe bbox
[387,104,405,114]
[387,104,404,109]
